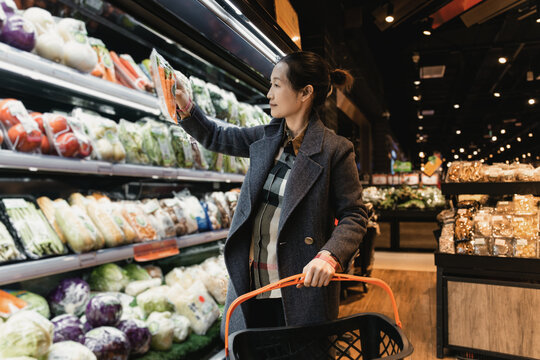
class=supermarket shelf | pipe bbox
[0,229,229,286]
[435,253,540,274]
[0,150,245,182]
[441,181,540,195]
[0,42,160,116]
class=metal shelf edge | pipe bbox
[0,230,229,286]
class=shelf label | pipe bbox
[97,164,113,175]
[133,239,179,262]
[372,174,388,185]
[162,169,175,178]
[495,239,506,246]
[78,252,97,267]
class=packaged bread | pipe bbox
[54,199,100,253]
[36,196,66,244]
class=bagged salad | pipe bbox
[169,125,193,168]
[149,49,177,123]
[118,119,150,165]
[190,76,216,117]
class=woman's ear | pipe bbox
[301,85,314,102]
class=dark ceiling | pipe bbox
[355,0,540,166]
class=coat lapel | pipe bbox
[278,118,325,236]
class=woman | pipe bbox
[175,51,368,339]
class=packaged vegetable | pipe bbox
[111,51,151,92]
[139,119,175,167]
[89,38,115,83]
[56,18,97,73]
[85,199,124,247]
[169,124,193,168]
[149,49,177,123]
[66,117,92,158]
[0,219,25,263]
[118,120,150,165]
[142,199,176,238]
[88,264,129,293]
[120,202,157,242]
[210,192,231,228]
[170,313,190,343]
[116,319,151,355]
[0,310,53,358]
[0,14,36,52]
[136,286,174,316]
[124,278,161,297]
[83,327,130,360]
[0,288,28,317]
[2,198,65,258]
[223,90,240,125]
[144,265,163,280]
[145,311,174,351]
[6,290,50,318]
[51,314,84,343]
[190,77,216,117]
[206,83,229,121]
[201,201,220,230]
[158,197,191,235]
[85,294,122,328]
[53,200,100,253]
[97,199,136,244]
[36,197,65,244]
[0,99,42,153]
[23,7,63,63]
[48,278,90,317]
[120,54,153,91]
[189,137,209,170]
[167,281,219,335]
[200,257,228,304]
[124,263,152,281]
[175,189,210,232]
[45,341,97,360]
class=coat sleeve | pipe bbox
[321,141,368,270]
[179,105,266,158]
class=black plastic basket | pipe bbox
[224,274,413,360]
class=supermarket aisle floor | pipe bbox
[339,252,454,360]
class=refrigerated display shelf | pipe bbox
[0,229,229,286]
[0,150,245,182]
[441,181,540,195]
[0,42,161,116]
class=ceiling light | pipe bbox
[473,151,478,155]
[506,160,510,164]
[419,151,425,158]
[489,154,493,158]
[522,154,527,159]
[500,129,506,134]
[454,154,459,159]
[506,144,511,149]
[453,104,460,109]
[517,137,521,142]
[529,132,534,137]
[451,149,455,153]
[459,148,465,153]
[385,2,394,23]
[414,80,421,86]
[456,130,461,134]
[528,98,536,105]
[480,159,484,163]
[537,17,540,23]
[413,95,421,101]
[498,57,507,64]
[418,126,423,130]
[493,92,501,97]
[418,114,424,119]
[500,146,505,152]
[419,136,424,141]
[527,152,531,157]
[492,136,497,141]
[467,155,472,159]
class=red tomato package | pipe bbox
[43,113,93,158]
[30,112,53,154]
[149,49,177,124]
[0,99,42,153]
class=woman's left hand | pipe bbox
[297,255,336,288]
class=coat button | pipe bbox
[304,237,314,245]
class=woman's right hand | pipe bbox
[175,72,194,119]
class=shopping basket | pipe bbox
[224,274,413,360]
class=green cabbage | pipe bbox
[124,264,152,281]
[88,264,129,292]
[12,291,50,319]
[136,286,174,316]
[0,310,53,358]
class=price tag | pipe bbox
[133,239,179,262]
[475,238,485,245]
[78,252,97,267]
[372,174,387,185]
[492,216,503,221]
[162,169,175,178]
[97,164,113,175]
[495,239,506,246]
[83,0,104,13]
[516,239,527,246]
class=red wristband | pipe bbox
[177,98,192,115]
[314,253,342,272]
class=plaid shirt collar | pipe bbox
[284,123,308,156]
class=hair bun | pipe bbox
[330,69,354,92]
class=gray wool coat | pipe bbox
[180,105,368,340]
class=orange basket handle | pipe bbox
[224,273,402,357]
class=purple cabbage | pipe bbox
[0,0,17,14]
[52,314,85,343]
[48,278,91,317]
[86,294,122,328]
[116,319,151,355]
[84,326,130,360]
[80,315,93,333]
[0,14,36,51]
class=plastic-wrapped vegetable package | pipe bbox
[89,37,116,83]
[206,83,229,121]
[36,197,65,245]
[136,286,174,316]
[142,199,175,238]
[175,70,193,100]
[149,49,177,123]
[225,190,240,217]
[158,197,192,235]
[169,125,194,168]
[167,281,220,335]
[0,99,42,153]
[200,256,229,304]
[0,219,25,263]
[144,265,163,280]
[54,199,103,253]
[145,120,176,167]
[0,310,53,358]
[1,198,65,259]
[71,109,126,163]
[23,7,63,63]
[114,53,153,92]
[120,202,157,242]
[209,192,231,228]
[56,18,97,73]
[236,156,250,175]
[124,278,162,297]
[116,319,151,355]
[6,290,50,318]
[202,200,221,230]
[201,147,223,172]
[189,76,216,117]
[223,90,240,125]
[189,137,209,170]
[175,189,211,232]
[88,264,129,293]
[48,278,91,317]
[44,341,97,360]
[118,119,150,165]
[84,326,130,360]
[222,154,238,174]
[42,114,88,158]
[170,314,191,343]
[95,198,137,244]
[146,311,174,351]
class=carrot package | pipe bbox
[150,49,178,124]
[89,38,116,83]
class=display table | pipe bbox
[377,209,440,251]
[435,253,540,359]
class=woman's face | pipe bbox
[267,62,304,119]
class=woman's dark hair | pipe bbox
[278,51,354,111]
